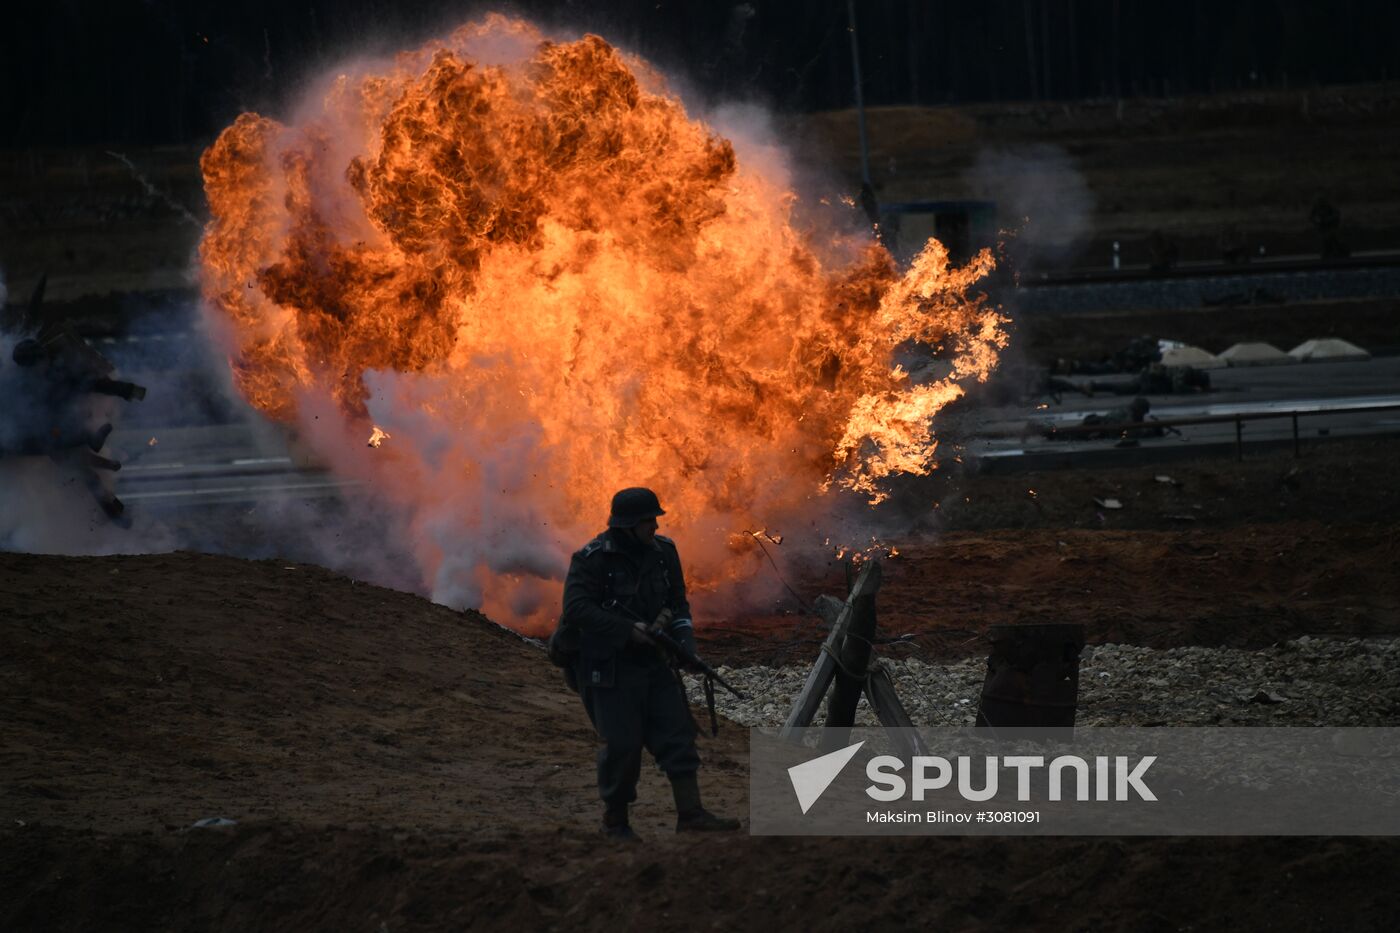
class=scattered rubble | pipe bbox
[688,636,1400,729]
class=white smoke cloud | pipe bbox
[297,367,575,617]
[0,298,395,567]
[707,102,794,198]
[964,143,1095,270]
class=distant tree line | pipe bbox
[7,0,1398,146]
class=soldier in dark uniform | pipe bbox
[8,326,145,521]
[1089,363,1211,397]
[556,487,741,840]
[1082,396,1170,446]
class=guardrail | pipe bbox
[1020,251,1400,288]
[1036,402,1400,460]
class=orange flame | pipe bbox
[197,15,1006,628]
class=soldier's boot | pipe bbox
[100,494,126,521]
[602,805,639,842]
[670,773,741,833]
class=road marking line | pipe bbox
[121,480,360,500]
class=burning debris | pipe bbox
[198,15,1006,623]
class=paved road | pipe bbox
[966,356,1400,469]
[108,357,1400,509]
[111,421,351,510]
[1016,255,1400,314]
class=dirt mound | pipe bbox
[7,826,1400,932]
[4,550,1400,930]
[0,552,740,838]
[702,522,1400,667]
[882,522,1399,647]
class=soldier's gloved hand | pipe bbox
[629,622,655,646]
[648,608,679,644]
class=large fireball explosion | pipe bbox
[198,15,1007,630]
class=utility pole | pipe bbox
[846,0,872,193]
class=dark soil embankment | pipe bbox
[4,549,1400,930]
[704,521,1400,667]
[922,437,1400,531]
[705,439,1400,665]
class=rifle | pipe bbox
[647,626,745,700]
[607,600,744,736]
[647,614,745,738]
[649,626,740,737]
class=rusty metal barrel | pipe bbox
[974,623,1085,729]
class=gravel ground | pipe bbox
[687,636,1400,728]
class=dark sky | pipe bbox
[7,0,1398,146]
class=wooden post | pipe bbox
[864,664,928,757]
[780,559,882,737]
[823,564,881,732]
[864,664,917,730]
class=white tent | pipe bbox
[1160,345,1227,369]
[1288,338,1371,363]
[1219,342,1292,366]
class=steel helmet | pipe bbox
[607,487,665,528]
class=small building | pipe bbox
[878,200,998,265]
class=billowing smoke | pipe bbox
[964,143,1095,271]
[0,293,405,570]
[194,15,1006,631]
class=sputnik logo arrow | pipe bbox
[787,740,865,814]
